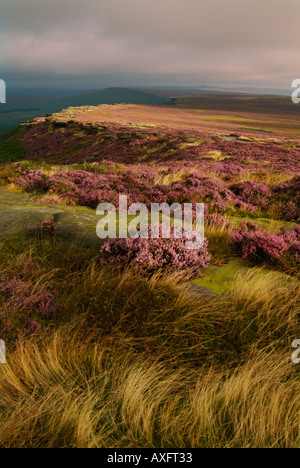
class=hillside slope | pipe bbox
[1,105,300,173]
[0,88,168,134]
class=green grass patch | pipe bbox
[194,257,295,294]
[194,258,250,293]
[227,215,296,233]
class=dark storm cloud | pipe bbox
[1,0,300,87]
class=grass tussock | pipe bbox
[0,326,298,448]
[0,243,299,448]
[154,169,190,186]
[228,171,295,187]
[205,223,233,262]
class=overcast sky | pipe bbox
[1,0,299,89]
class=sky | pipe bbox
[1,0,300,89]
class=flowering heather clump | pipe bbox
[44,170,148,208]
[272,178,300,221]
[41,219,56,235]
[0,252,58,343]
[273,178,300,198]
[15,169,48,192]
[0,275,57,343]
[238,221,258,232]
[232,230,287,265]
[279,226,300,264]
[232,223,300,268]
[271,200,300,223]
[229,181,270,210]
[294,225,300,235]
[281,202,298,222]
[206,213,231,230]
[100,224,211,278]
[167,175,247,213]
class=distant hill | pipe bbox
[1,84,292,135]
[0,87,169,134]
[133,86,292,98]
[43,87,168,111]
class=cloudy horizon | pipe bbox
[1,0,300,90]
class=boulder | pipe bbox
[0,188,101,253]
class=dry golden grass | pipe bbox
[188,167,293,188]
[4,182,24,193]
[38,192,71,205]
[205,222,233,261]
[0,325,298,448]
[40,165,62,177]
[204,150,227,161]
[228,171,295,187]
[154,169,190,186]
[0,243,299,448]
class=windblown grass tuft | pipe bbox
[0,243,299,448]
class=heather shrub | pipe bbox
[232,230,287,265]
[41,219,56,235]
[238,221,258,232]
[206,213,231,230]
[229,181,270,210]
[268,201,299,222]
[0,250,58,343]
[272,178,300,221]
[15,169,48,192]
[100,225,211,278]
[279,226,300,265]
[282,201,299,222]
[4,158,298,224]
[169,175,239,212]
[232,223,300,269]
[0,274,57,343]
